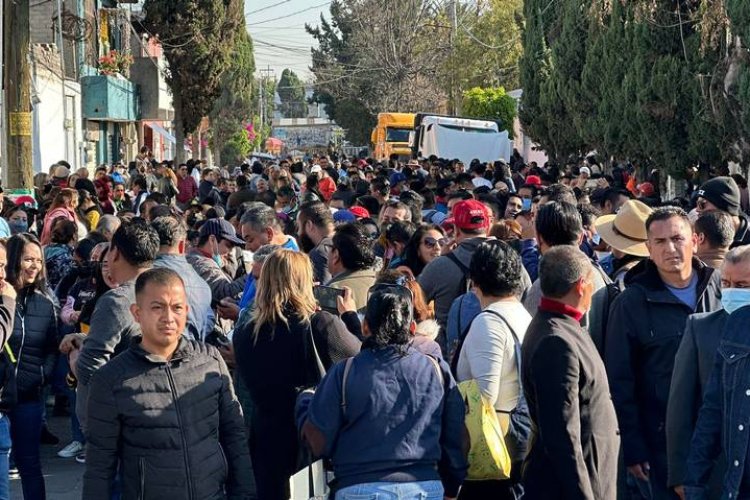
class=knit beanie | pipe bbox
[698,177,740,216]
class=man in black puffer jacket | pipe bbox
[83,268,253,500]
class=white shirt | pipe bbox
[456,300,532,412]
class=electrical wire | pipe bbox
[247,1,331,26]
[246,0,292,17]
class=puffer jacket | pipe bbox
[83,337,253,500]
[6,287,58,403]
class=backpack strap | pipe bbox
[479,309,524,413]
[446,252,471,293]
[340,357,354,415]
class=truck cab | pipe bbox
[371,113,416,162]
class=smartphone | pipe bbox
[521,198,533,212]
[314,285,345,313]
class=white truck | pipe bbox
[411,114,512,164]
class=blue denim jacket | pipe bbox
[685,306,750,500]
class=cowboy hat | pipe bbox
[594,199,653,258]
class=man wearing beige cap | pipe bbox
[595,199,653,284]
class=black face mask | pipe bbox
[76,261,96,278]
[298,232,316,253]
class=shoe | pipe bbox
[57,440,84,458]
[41,426,60,445]
[75,453,85,464]
[8,466,19,479]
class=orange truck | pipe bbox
[371,113,415,162]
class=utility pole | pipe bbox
[450,0,459,116]
[3,0,34,189]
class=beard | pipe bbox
[299,233,316,253]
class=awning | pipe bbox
[145,121,176,144]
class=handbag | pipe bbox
[457,310,531,481]
[290,316,330,500]
[459,379,512,480]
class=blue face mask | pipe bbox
[591,233,601,246]
[721,288,750,314]
[9,221,28,234]
[212,254,223,267]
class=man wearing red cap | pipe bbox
[418,200,498,347]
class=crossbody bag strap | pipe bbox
[340,357,354,415]
[480,309,524,412]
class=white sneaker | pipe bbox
[57,440,84,458]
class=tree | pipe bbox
[462,87,516,134]
[143,0,243,162]
[209,29,255,165]
[221,129,252,165]
[277,69,307,119]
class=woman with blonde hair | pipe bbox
[233,249,360,500]
[40,188,79,245]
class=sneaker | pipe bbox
[75,453,85,464]
[8,466,19,479]
[57,441,84,458]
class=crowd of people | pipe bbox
[0,149,745,500]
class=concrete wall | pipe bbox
[31,45,83,172]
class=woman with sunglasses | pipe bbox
[401,224,448,278]
[232,250,360,500]
[297,285,467,500]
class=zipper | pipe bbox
[139,457,145,500]
[166,364,193,500]
[14,299,26,378]
[218,445,228,477]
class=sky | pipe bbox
[245,0,330,81]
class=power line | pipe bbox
[247,1,331,26]
[246,0,292,17]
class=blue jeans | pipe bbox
[10,401,45,500]
[0,414,11,500]
[336,481,444,500]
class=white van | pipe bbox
[411,114,512,164]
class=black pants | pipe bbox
[458,479,518,500]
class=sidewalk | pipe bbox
[10,414,85,500]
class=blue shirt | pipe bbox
[238,237,299,309]
[666,272,699,311]
[0,218,11,238]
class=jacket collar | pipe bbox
[629,257,715,306]
[130,336,192,364]
[331,268,376,281]
[539,297,585,322]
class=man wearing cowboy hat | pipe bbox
[595,199,653,284]
[605,206,723,500]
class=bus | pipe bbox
[411,114,512,164]
[371,112,416,162]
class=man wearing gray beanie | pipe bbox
[696,176,750,247]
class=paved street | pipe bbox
[10,415,84,500]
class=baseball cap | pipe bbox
[389,172,407,185]
[525,175,542,187]
[310,165,322,174]
[199,218,245,246]
[349,206,370,219]
[452,200,490,231]
[579,166,591,176]
[333,210,356,223]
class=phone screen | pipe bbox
[314,285,345,312]
[521,198,533,212]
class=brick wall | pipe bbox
[30,0,56,45]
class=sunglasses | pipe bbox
[368,282,414,305]
[697,199,709,210]
[423,236,447,248]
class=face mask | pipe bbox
[591,233,601,245]
[721,288,750,314]
[212,237,223,267]
[9,221,28,233]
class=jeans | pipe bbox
[9,401,45,500]
[0,415,11,500]
[336,481,444,500]
[68,390,84,444]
